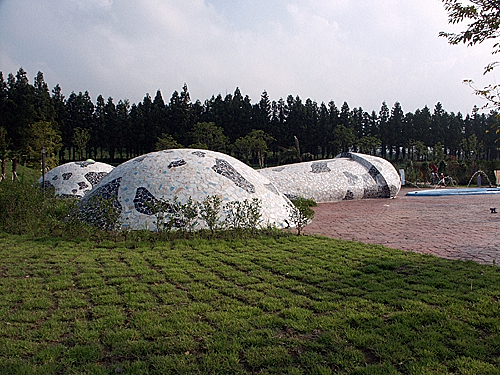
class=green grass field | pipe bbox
[5,161,39,179]
[1,232,500,374]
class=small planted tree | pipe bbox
[177,197,200,235]
[150,197,178,234]
[224,198,262,233]
[199,195,222,236]
[289,197,317,236]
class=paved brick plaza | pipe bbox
[303,187,500,265]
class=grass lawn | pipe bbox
[1,233,500,374]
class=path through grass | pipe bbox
[1,233,500,374]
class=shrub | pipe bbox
[199,195,223,235]
[75,194,121,232]
[0,180,78,236]
[289,197,317,236]
[223,198,262,233]
[0,181,283,242]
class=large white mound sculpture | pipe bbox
[37,161,114,198]
[259,152,401,203]
[79,149,295,231]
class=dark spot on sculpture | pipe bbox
[363,185,391,199]
[78,177,123,230]
[168,159,186,169]
[41,181,54,189]
[78,181,89,190]
[363,165,391,198]
[389,185,398,197]
[72,189,78,194]
[264,183,279,195]
[134,187,165,215]
[85,172,108,187]
[92,177,122,203]
[62,173,73,180]
[133,187,185,227]
[272,167,285,172]
[60,193,81,199]
[134,156,147,163]
[343,171,359,185]
[192,151,206,157]
[212,158,255,194]
[381,185,391,197]
[343,190,354,200]
[52,175,59,181]
[368,166,380,180]
[311,162,331,173]
[75,161,95,168]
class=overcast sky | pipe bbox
[0,0,497,114]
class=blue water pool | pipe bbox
[406,187,500,196]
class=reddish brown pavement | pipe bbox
[303,187,500,265]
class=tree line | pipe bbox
[1,67,499,178]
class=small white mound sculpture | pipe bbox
[259,152,401,203]
[37,161,114,198]
[78,149,295,231]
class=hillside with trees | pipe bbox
[1,67,499,184]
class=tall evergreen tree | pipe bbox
[52,84,67,160]
[317,102,332,158]
[139,93,154,152]
[431,102,447,151]
[33,71,56,123]
[103,97,117,161]
[378,102,390,158]
[254,90,272,131]
[116,99,131,159]
[93,95,106,159]
[389,102,405,159]
[65,92,94,160]
[167,85,192,146]
[152,89,166,142]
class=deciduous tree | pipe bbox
[26,120,62,170]
[234,129,275,168]
[72,127,91,160]
[155,133,183,150]
[188,122,228,152]
[440,0,500,137]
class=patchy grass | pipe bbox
[1,233,500,374]
[2,160,41,183]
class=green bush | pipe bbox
[0,180,288,242]
[224,197,262,233]
[289,197,317,236]
[0,180,76,236]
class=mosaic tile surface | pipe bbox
[79,149,296,231]
[259,152,401,203]
[37,161,114,198]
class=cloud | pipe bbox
[0,0,497,113]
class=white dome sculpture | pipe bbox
[37,161,114,198]
[259,152,401,203]
[78,149,295,231]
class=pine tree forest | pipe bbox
[2,68,500,185]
